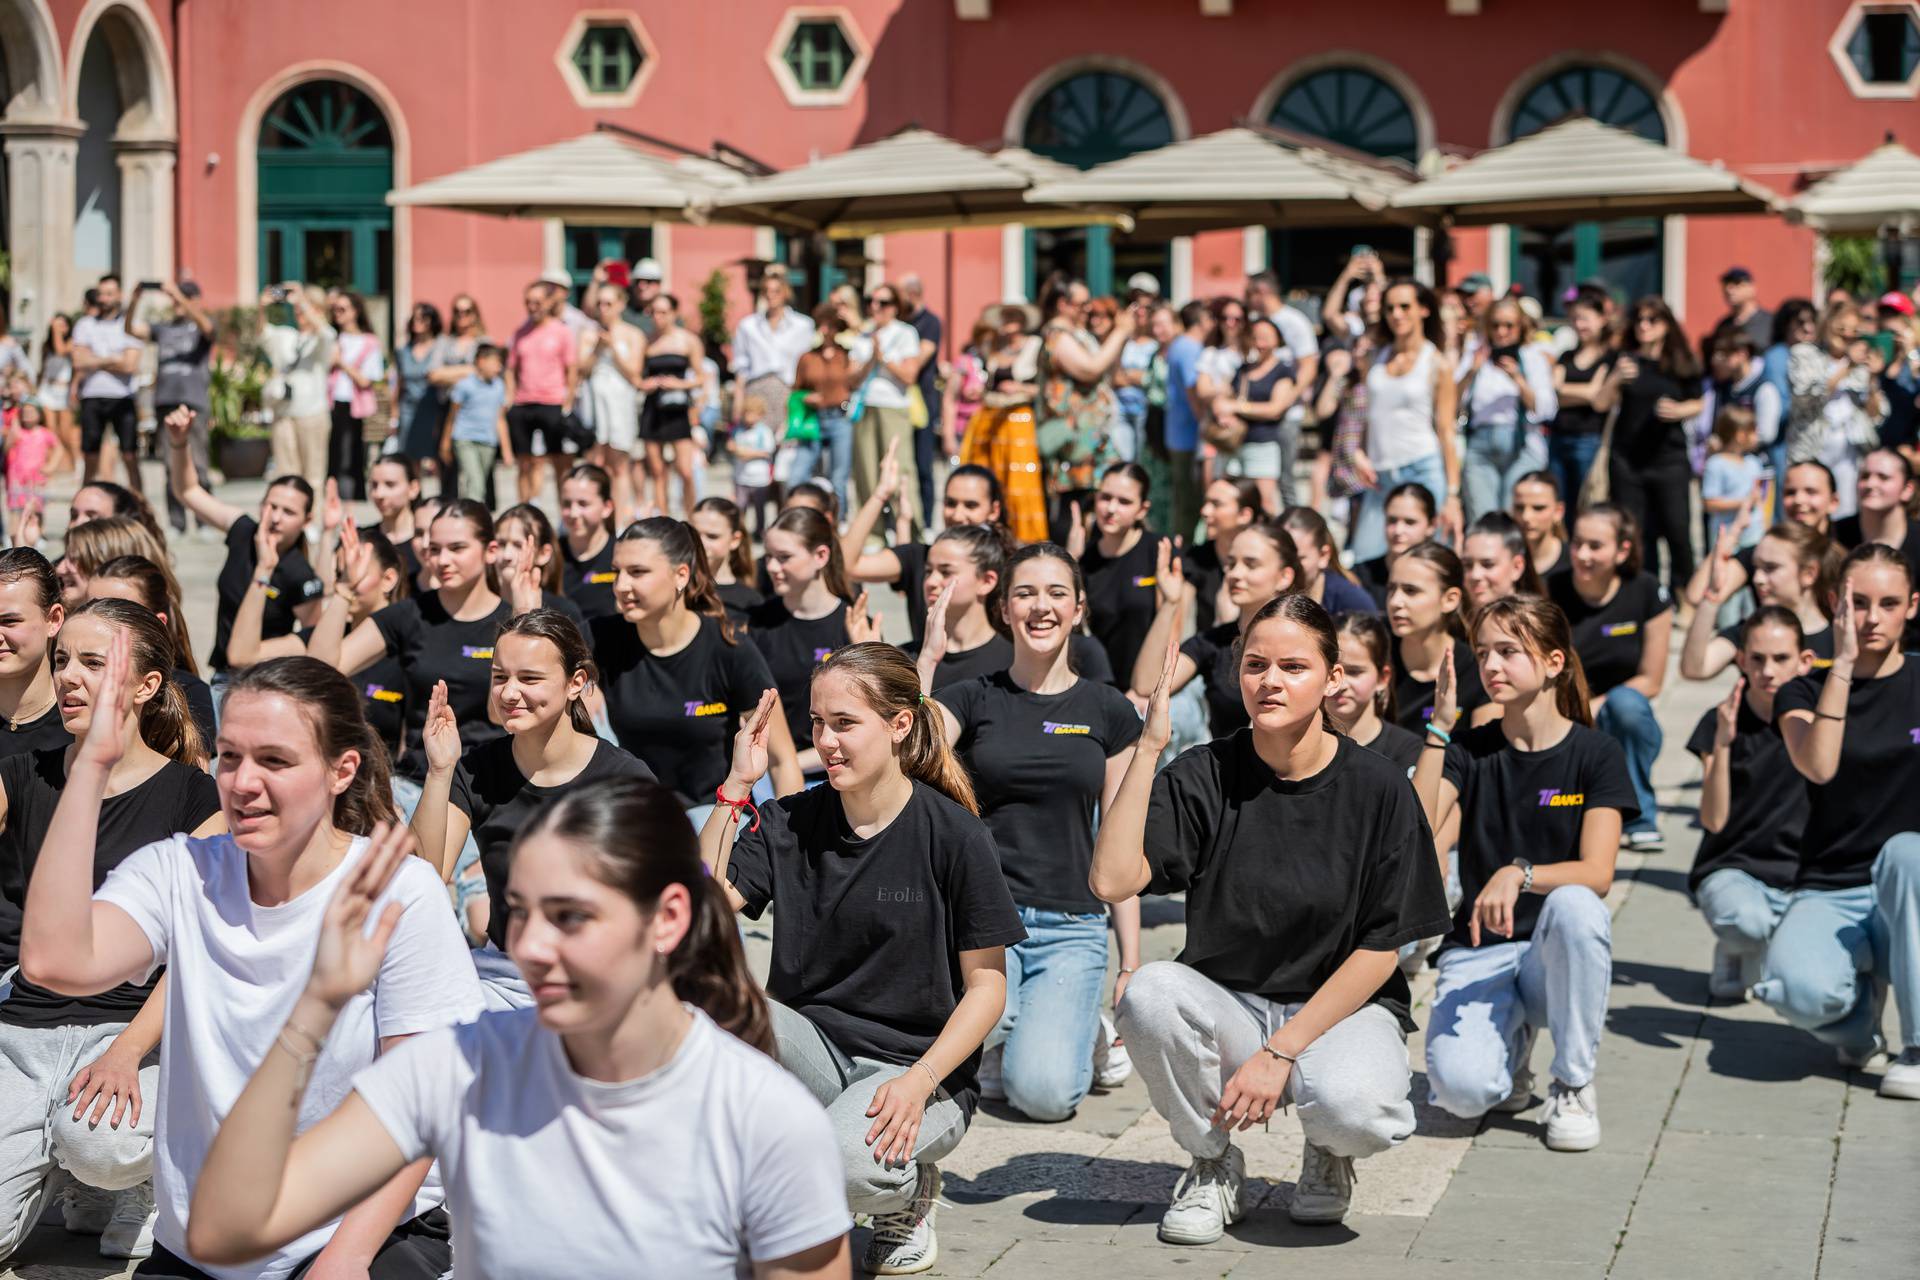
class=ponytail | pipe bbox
[769,506,852,602]
[816,642,979,814]
[519,778,774,1055]
[1469,595,1593,727]
[66,598,205,766]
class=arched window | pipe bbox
[258,81,395,323]
[1506,63,1669,311]
[1021,69,1175,297]
[1268,67,1419,164]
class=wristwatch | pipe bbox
[1511,858,1535,894]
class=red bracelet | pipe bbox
[714,784,761,833]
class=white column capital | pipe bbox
[115,143,177,287]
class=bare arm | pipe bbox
[164,409,245,531]
[1779,597,1856,785]
[1091,633,1178,903]
[1622,609,1672,700]
[306,592,389,678]
[1102,750,1143,985]
[1679,567,1739,681]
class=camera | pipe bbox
[267,286,288,303]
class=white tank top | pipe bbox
[1365,340,1441,472]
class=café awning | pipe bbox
[387,130,745,224]
[1789,139,1920,234]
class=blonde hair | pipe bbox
[815,642,978,814]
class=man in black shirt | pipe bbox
[900,275,943,522]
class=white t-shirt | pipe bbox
[72,313,144,399]
[353,1006,849,1279]
[852,320,922,411]
[1269,305,1320,427]
[96,834,484,1280]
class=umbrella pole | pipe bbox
[1433,218,1456,289]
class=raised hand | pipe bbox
[919,580,956,670]
[335,521,372,596]
[305,821,414,1010]
[1142,626,1180,752]
[726,689,778,790]
[16,503,41,549]
[1154,537,1187,611]
[845,589,883,645]
[1065,501,1088,560]
[162,404,194,449]
[1831,588,1859,670]
[320,478,344,535]
[876,438,901,504]
[505,551,542,616]
[421,681,461,777]
[1704,525,1736,604]
[75,627,135,774]
[1430,638,1460,733]
[1714,677,1744,750]
[253,519,282,577]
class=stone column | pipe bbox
[0,122,81,339]
[114,138,176,288]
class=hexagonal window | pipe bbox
[571,23,644,96]
[784,20,855,92]
[1831,2,1920,97]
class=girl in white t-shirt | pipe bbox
[19,653,483,1280]
[186,776,851,1280]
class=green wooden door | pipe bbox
[258,83,393,308]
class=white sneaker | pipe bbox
[1878,1046,1920,1100]
[1623,829,1665,852]
[1543,1080,1602,1151]
[863,1164,940,1275]
[1158,1145,1245,1245]
[60,1179,112,1235]
[101,1181,155,1259]
[1289,1140,1355,1225]
[1494,1029,1538,1113]
[1708,942,1750,1001]
[978,1044,1005,1102]
[1838,1033,1887,1070]
[1092,1014,1133,1089]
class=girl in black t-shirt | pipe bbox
[360,455,421,581]
[1187,477,1261,630]
[411,609,653,1004]
[927,543,1143,1123]
[1767,545,1920,1097]
[1549,505,1672,850]
[1328,611,1423,777]
[845,455,1007,649]
[1280,505,1376,617]
[309,501,510,784]
[1510,469,1570,582]
[0,549,75,757]
[1349,482,1435,609]
[592,518,801,810]
[558,464,620,624]
[85,554,216,754]
[749,507,855,769]
[1688,608,1811,1001]
[1415,596,1634,1151]
[702,643,1024,1276]
[910,525,1011,691]
[0,601,223,1257]
[1091,594,1449,1241]
[1131,522,1302,738]
[690,496,764,626]
[1388,541,1490,732]
[493,503,586,629]
[1076,463,1169,688]
[1461,511,1545,612]
[1681,459,1842,612]
[1682,521,1836,681]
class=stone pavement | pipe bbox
[6,459,1919,1278]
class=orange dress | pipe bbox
[961,403,1046,545]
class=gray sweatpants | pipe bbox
[0,1010,156,1260]
[769,1001,968,1216]
[1115,961,1417,1162]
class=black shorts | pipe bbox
[79,396,138,455]
[136,1208,452,1279]
[506,403,592,457]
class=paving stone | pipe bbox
[979,1238,1244,1277]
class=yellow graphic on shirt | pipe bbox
[588,572,616,585]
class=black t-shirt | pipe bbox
[1552,348,1617,437]
[370,593,512,780]
[889,541,931,649]
[1144,732,1449,1028]
[0,753,220,1026]
[942,672,1142,912]
[358,522,421,583]
[592,614,776,807]
[177,667,216,754]
[1614,364,1703,470]
[1540,540,1573,581]
[1182,542,1225,633]
[716,581,764,629]
[212,516,323,672]
[0,705,69,759]
[356,653,408,757]
[1829,517,1920,649]
[1352,556,1391,610]
[538,590,586,630]
[452,737,655,948]
[1393,634,1487,732]
[1440,723,1637,951]
[726,781,1026,1115]
[1322,571,1379,617]
[1684,701,1804,894]
[1181,621,1247,737]
[1360,720,1424,777]
[746,599,851,748]
[1550,569,1671,696]
[1081,533,1168,689]
[560,534,619,624]
[915,632,1114,692]
[1775,661,1920,889]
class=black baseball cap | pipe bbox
[1720,266,1754,284]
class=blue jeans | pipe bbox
[1349,453,1449,563]
[987,906,1110,1121]
[817,408,853,515]
[1426,885,1612,1117]
[1462,422,1547,522]
[1753,835,1920,1055]
[1694,868,1792,959]
[1595,686,1661,835]
[1547,432,1603,508]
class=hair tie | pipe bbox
[917,692,927,705]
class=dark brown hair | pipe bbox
[1841,540,1916,593]
[432,498,501,595]
[64,598,204,765]
[75,481,168,548]
[814,642,978,813]
[515,778,774,1055]
[693,497,756,583]
[562,464,617,539]
[1333,609,1398,722]
[496,608,597,735]
[618,517,736,644]
[1227,521,1306,598]
[0,547,62,615]
[90,554,199,678]
[1755,522,1839,619]
[220,656,398,833]
[497,503,565,596]
[1575,504,1643,578]
[1392,540,1469,638]
[768,507,852,601]
[1001,541,1086,666]
[1279,505,1361,587]
[1233,591,1342,729]
[1463,511,1547,598]
[1469,595,1593,726]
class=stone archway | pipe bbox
[65,0,177,290]
[0,0,70,337]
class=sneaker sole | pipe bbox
[1706,980,1749,1002]
[869,1247,937,1276]
[1157,1221,1227,1246]
[1545,1128,1602,1152]
[1877,1076,1920,1101]
[1287,1203,1351,1226]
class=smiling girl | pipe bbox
[1460,511,1545,612]
[1093,595,1449,1241]
[1387,541,1489,732]
[1682,522,1836,680]
[749,508,854,772]
[1414,597,1633,1151]
[703,644,1024,1275]
[0,549,68,756]
[1077,463,1169,689]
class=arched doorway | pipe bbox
[0,0,68,334]
[1505,63,1669,309]
[1262,62,1426,292]
[257,81,394,334]
[67,0,176,292]
[1018,66,1178,297]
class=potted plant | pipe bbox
[209,350,272,479]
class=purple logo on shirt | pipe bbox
[683,701,727,717]
[1537,789,1586,808]
[1042,721,1092,736]
[1910,728,1920,745]
[812,646,836,662]
[460,645,493,659]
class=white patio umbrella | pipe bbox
[1789,138,1920,234]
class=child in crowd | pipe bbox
[441,343,512,504]
[729,393,778,535]
[5,398,59,527]
[1701,407,1765,552]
